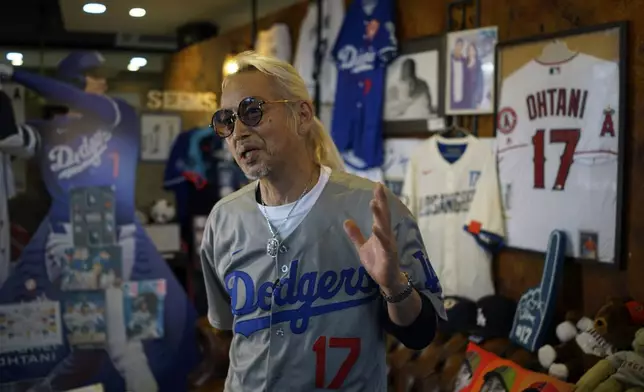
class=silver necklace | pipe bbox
[259,183,311,258]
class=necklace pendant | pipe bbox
[266,237,280,258]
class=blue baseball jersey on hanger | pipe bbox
[331,0,398,168]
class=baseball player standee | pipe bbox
[0,88,39,287]
[496,52,619,262]
[0,52,199,392]
[402,135,505,301]
[331,0,398,169]
[202,51,446,391]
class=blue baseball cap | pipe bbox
[57,50,114,80]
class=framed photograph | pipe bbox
[383,35,445,136]
[140,113,182,162]
[493,22,627,267]
[445,26,498,115]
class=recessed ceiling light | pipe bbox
[83,3,106,14]
[129,8,146,17]
[6,52,23,61]
[127,63,140,72]
[129,57,147,67]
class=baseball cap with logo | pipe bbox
[469,295,517,342]
[440,296,478,336]
[57,51,116,82]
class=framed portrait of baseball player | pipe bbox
[140,112,182,162]
[445,26,498,115]
[493,21,627,267]
[383,34,445,136]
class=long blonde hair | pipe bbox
[222,51,345,172]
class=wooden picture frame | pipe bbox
[383,34,445,137]
[493,22,628,268]
[139,112,182,162]
[445,26,498,115]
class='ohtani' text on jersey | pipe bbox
[526,88,588,120]
[417,190,476,217]
[226,251,440,337]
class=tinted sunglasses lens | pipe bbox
[212,110,235,137]
[238,98,263,126]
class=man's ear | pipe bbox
[296,100,315,136]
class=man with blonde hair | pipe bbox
[200,51,445,391]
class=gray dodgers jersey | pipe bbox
[200,171,446,392]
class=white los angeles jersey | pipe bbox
[254,23,292,63]
[402,135,504,301]
[496,53,619,263]
[293,0,344,104]
[0,87,38,288]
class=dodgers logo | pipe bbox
[227,251,441,337]
[226,260,380,337]
[412,250,442,295]
[336,45,377,74]
[49,130,112,179]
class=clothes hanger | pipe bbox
[437,117,472,139]
[536,39,577,63]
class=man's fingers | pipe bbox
[372,183,391,231]
[370,199,388,231]
[372,225,391,249]
[344,219,366,249]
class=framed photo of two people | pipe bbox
[446,26,498,115]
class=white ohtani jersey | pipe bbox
[255,23,292,63]
[402,135,504,301]
[496,53,619,263]
[293,0,345,104]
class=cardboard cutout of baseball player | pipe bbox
[0,52,199,392]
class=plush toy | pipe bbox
[553,310,595,345]
[537,298,642,383]
[575,328,644,392]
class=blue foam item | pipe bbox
[508,230,567,352]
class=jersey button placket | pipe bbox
[273,263,288,339]
[445,171,456,292]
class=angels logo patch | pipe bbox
[497,107,517,134]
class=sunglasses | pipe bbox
[210,96,292,138]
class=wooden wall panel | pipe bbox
[167,0,644,314]
[164,37,232,130]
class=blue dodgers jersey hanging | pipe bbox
[331,0,398,168]
[509,230,567,352]
[0,67,199,392]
